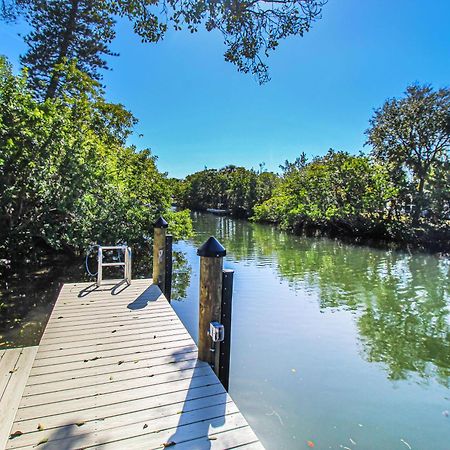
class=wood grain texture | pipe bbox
[0,347,38,450]
[198,256,223,365]
[3,279,263,449]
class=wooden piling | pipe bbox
[152,216,168,292]
[197,237,226,373]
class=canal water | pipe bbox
[1,212,449,449]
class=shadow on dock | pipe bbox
[127,284,161,310]
[165,345,227,449]
[77,280,130,298]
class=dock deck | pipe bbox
[3,279,262,449]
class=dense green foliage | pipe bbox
[366,84,450,224]
[0,57,191,260]
[253,150,398,233]
[20,0,116,99]
[179,165,278,217]
[179,85,449,249]
[2,0,325,86]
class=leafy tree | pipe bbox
[279,152,308,176]
[366,84,450,223]
[253,150,398,236]
[2,0,326,92]
[179,165,278,217]
[20,0,116,99]
[0,56,191,260]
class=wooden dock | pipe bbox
[0,347,38,450]
[2,279,262,449]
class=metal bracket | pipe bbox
[209,321,225,343]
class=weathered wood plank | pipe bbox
[0,347,38,450]
[4,280,262,449]
[21,365,213,407]
[8,399,238,448]
[35,327,187,357]
[32,333,192,366]
[11,384,226,436]
[29,341,196,377]
[0,348,21,398]
[17,374,220,421]
[93,412,250,450]
[165,426,262,450]
[27,350,199,386]
[38,321,182,345]
[24,358,206,396]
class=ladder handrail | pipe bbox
[96,245,132,287]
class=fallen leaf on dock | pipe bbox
[112,330,117,333]
[36,438,48,446]
[143,424,148,429]
[9,431,23,439]
[57,316,63,319]
[75,421,85,427]
[208,436,217,440]
[162,442,176,447]
[9,368,18,374]
[37,424,45,431]
[118,360,124,365]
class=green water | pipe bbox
[1,212,449,449]
[171,212,450,450]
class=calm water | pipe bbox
[171,213,450,450]
[1,212,449,449]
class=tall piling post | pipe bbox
[164,234,173,301]
[219,269,234,391]
[152,216,168,292]
[197,237,226,375]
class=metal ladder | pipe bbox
[96,245,132,287]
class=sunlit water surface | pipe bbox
[170,213,450,450]
[1,212,449,449]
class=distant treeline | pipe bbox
[177,85,450,251]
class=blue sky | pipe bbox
[1,0,449,178]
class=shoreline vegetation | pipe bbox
[1,0,326,267]
[0,1,448,262]
[175,84,450,255]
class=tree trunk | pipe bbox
[45,0,80,99]
[413,176,426,225]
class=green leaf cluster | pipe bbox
[253,150,398,235]
[178,165,279,218]
[0,56,191,260]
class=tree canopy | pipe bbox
[0,57,191,260]
[178,165,278,217]
[366,84,450,223]
[2,0,326,94]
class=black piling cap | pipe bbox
[154,216,169,229]
[197,236,226,257]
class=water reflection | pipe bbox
[188,212,450,387]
